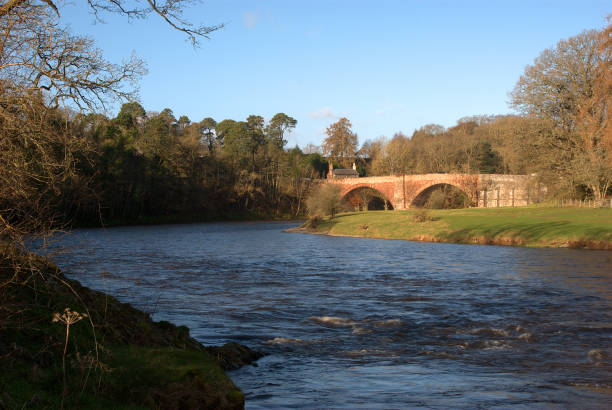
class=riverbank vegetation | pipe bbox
[0,247,260,408]
[295,207,612,250]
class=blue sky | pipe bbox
[60,0,611,148]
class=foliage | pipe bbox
[0,98,323,238]
[413,209,436,223]
[306,153,330,178]
[472,141,503,173]
[0,93,98,244]
[322,117,358,167]
[306,184,345,219]
[344,187,389,211]
[370,133,412,175]
[424,186,471,209]
[425,190,447,209]
[362,116,540,176]
[265,113,297,149]
[510,29,612,202]
[510,30,602,132]
[116,102,146,130]
[305,215,322,229]
[199,117,218,153]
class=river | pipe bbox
[43,221,612,408]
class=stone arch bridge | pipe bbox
[327,174,542,210]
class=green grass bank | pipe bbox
[294,206,612,250]
[0,248,261,409]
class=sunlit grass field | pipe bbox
[308,206,612,249]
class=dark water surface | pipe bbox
[43,221,612,408]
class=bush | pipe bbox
[413,209,436,222]
[425,187,471,209]
[305,184,345,219]
[305,216,322,229]
[425,190,446,209]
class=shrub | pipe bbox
[425,190,446,209]
[305,216,322,229]
[413,209,436,222]
[305,184,345,219]
[425,187,471,209]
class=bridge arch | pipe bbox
[342,185,394,211]
[410,183,473,208]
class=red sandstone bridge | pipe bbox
[327,173,541,210]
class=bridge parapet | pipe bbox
[477,174,543,208]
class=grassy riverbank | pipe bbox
[0,248,260,409]
[295,206,612,249]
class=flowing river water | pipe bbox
[42,221,612,408]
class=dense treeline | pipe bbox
[77,107,330,222]
[2,99,332,235]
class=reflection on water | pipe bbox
[42,221,612,408]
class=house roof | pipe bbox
[333,169,359,176]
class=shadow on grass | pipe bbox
[442,220,612,244]
[316,216,341,232]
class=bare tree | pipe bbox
[510,30,603,133]
[510,29,612,202]
[578,17,612,164]
[371,133,412,175]
[0,0,222,44]
[0,92,95,243]
[302,143,321,155]
[306,184,344,219]
[1,2,148,111]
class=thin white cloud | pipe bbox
[309,107,338,120]
[243,11,257,29]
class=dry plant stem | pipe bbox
[61,321,69,409]
[53,308,87,409]
[51,274,100,363]
[78,353,95,403]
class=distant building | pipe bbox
[328,162,359,179]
